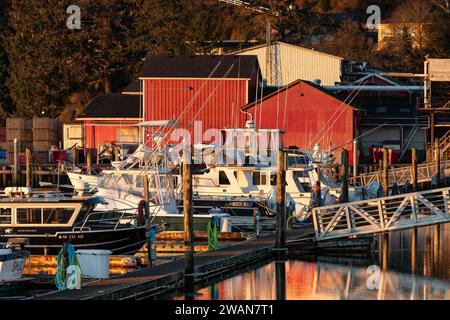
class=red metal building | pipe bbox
[138,55,260,142]
[242,80,359,163]
[77,94,141,154]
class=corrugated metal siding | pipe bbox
[237,43,342,86]
[246,81,354,158]
[84,120,138,149]
[144,79,248,134]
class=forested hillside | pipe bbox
[0,0,448,123]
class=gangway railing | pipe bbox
[354,160,450,187]
[312,186,450,241]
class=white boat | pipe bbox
[0,243,28,283]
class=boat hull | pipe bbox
[0,253,26,283]
[0,227,147,256]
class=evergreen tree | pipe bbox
[132,0,188,57]
[0,0,11,121]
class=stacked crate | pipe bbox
[32,117,62,163]
[6,118,32,163]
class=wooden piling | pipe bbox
[2,166,7,188]
[435,138,441,188]
[72,147,78,168]
[26,148,32,188]
[382,147,389,196]
[340,149,349,203]
[353,139,358,178]
[276,149,286,249]
[182,149,194,294]
[13,138,18,187]
[314,165,321,207]
[86,151,92,174]
[411,147,418,192]
[143,174,153,266]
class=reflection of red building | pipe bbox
[241,80,359,164]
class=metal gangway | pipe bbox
[312,186,450,241]
[354,160,450,188]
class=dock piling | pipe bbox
[13,138,18,187]
[26,148,32,188]
[72,147,78,168]
[412,147,418,192]
[86,150,92,174]
[340,149,349,203]
[382,147,389,196]
[183,149,195,296]
[434,138,441,188]
[275,149,286,249]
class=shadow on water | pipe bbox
[162,223,450,300]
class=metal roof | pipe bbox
[138,55,259,79]
[78,94,141,119]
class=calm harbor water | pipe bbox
[167,223,450,300]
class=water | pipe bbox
[166,223,450,300]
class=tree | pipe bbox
[132,0,188,57]
[0,0,11,121]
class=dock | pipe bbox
[29,227,314,300]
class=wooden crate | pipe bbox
[33,140,57,152]
[6,141,33,153]
[33,151,50,164]
[6,128,33,142]
[6,118,32,130]
[32,117,60,131]
[33,128,61,141]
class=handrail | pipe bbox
[312,186,450,241]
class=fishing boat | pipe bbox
[0,187,153,255]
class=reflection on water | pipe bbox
[169,223,450,300]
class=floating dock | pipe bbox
[29,227,315,300]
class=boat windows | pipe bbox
[252,172,267,186]
[0,208,12,224]
[43,208,74,224]
[270,174,276,186]
[219,171,230,185]
[17,207,75,225]
[17,208,42,224]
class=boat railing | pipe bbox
[78,208,139,232]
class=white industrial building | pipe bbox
[233,41,343,86]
